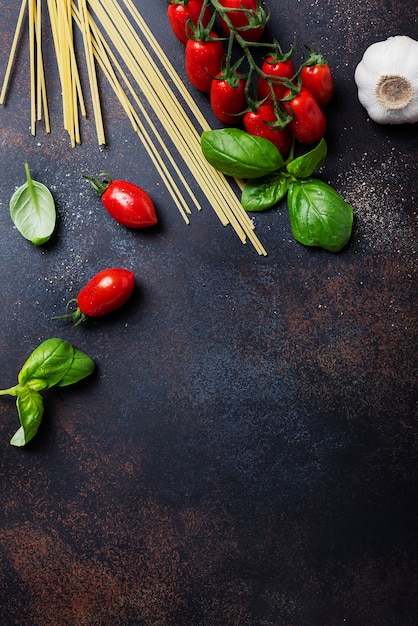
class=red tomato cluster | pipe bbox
[166,0,335,156]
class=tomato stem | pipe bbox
[83,172,112,197]
[52,299,87,326]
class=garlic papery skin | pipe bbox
[354,35,418,124]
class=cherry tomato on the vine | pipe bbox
[210,71,247,124]
[243,102,292,157]
[257,54,295,102]
[167,0,212,45]
[218,0,265,42]
[84,173,158,229]
[283,87,327,144]
[55,269,135,325]
[300,62,334,107]
[185,32,225,92]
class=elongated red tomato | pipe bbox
[283,87,327,144]
[54,268,135,325]
[167,0,212,45]
[185,32,224,92]
[84,173,157,228]
[77,269,135,319]
[243,102,292,157]
[257,54,295,102]
[210,72,247,124]
[300,63,334,106]
[218,0,265,42]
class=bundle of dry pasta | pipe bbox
[0,0,267,255]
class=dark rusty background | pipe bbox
[0,1,417,625]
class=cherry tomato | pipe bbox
[78,268,135,318]
[218,0,265,42]
[301,63,334,107]
[84,173,157,229]
[185,32,225,92]
[257,54,295,102]
[283,87,327,144]
[210,71,247,124]
[55,269,135,325]
[167,0,212,45]
[243,102,292,157]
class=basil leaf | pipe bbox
[286,139,327,179]
[58,348,95,387]
[9,163,56,245]
[201,128,284,179]
[18,338,75,391]
[10,387,44,447]
[287,178,353,252]
[241,173,289,211]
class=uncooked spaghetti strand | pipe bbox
[0,0,28,105]
[78,0,105,145]
[29,0,37,135]
[35,0,50,131]
[36,0,42,121]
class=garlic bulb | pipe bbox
[354,35,418,124]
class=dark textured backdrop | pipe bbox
[0,1,417,625]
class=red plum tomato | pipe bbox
[258,55,295,102]
[300,63,334,106]
[77,269,135,319]
[283,87,327,144]
[185,33,225,92]
[210,72,247,124]
[101,179,158,228]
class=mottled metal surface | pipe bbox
[0,1,417,625]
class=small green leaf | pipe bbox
[18,338,75,391]
[201,128,284,179]
[9,163,56,245]
[241,173,289,211]
[10,388,44,447]
[287,178,353,252]
[286,139,327,179]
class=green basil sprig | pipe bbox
[201,128,284,178]
[201,131,353,252]
[0,338,95,447]
[9,163,56,245]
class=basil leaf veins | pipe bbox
[241,172,289,212]
[201,128,284,179]
[287,178,354,252]
[9,163,56,245]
